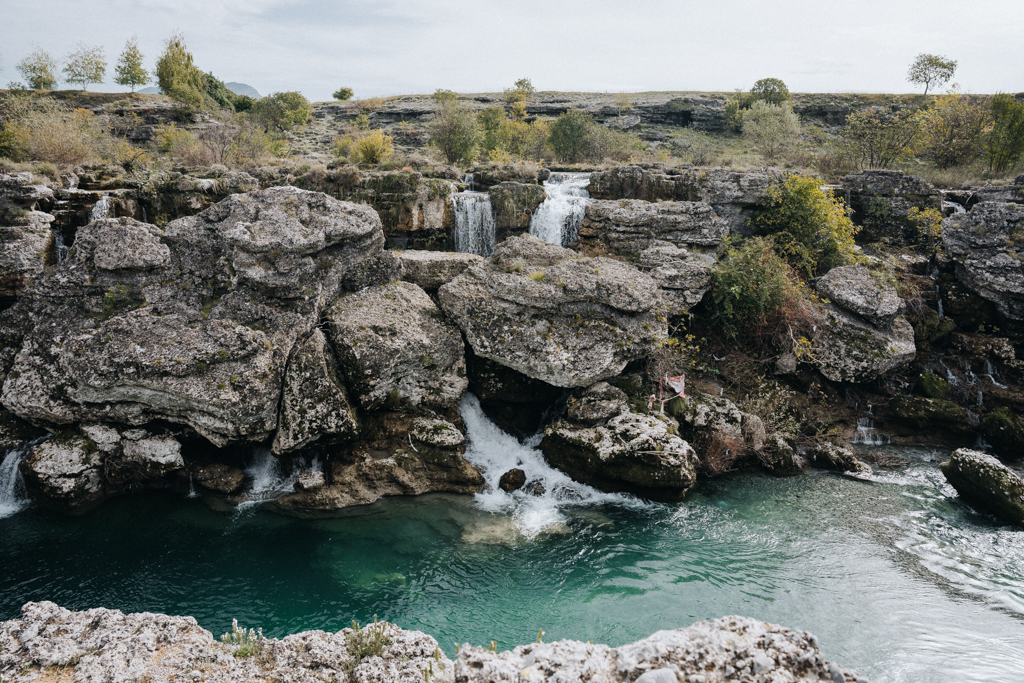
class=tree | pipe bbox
[742,101,800,160]
[907,54,957,95]
[841,107,922,169]
[503,78,535,104]
[432,88,458,105]
[549,110,597,163]
[16,48,58,90]
[114,36,149,93]
[749,78,790,107]
[62,43,106,91]
[987,94,1024,173]
[250,91,313,131]
[919,87,992,169]
[429,100,478,164]
[333,87,354,101]
[155,33,206,108]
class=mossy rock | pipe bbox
[887,396,975,441]
[982,407,1024,461]
[919,371,950,400]
[941,448,1024,527]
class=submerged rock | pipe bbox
[941,448,1024,527]
[805,442,871,475]
[438,234,666,388]
[498,468,527,492]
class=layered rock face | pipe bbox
[438,234,667,388]
[0,173,56,301]
[841,170,942,245]
[579,200,729,255]
[637,242,715,316]
[942,201,1024,325]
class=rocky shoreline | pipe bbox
[0,602,868,683]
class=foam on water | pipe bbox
[236,448,319,512]
[0,447,30,519]
[529,173,591,247]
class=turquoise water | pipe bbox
[2,441,1024,683]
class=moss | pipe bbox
[919,371,950,399]
[982,407,1024,460]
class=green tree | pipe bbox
[203,72,237,111]
[549,110,596,163]
[16,48,58,90]
[749,78,790,107]
[477,106,506,152]
[114,36,149,93]
[503,78,535,104]
[987,93,1024,173]
[742,101,800,160]
[841,107,922,169]
[750,174,859,278]
[155,33,205,108]
[432,88,458,105]
[919,87,992,169]
[62,43,106,91]
[429,100,479,164]
[250,91,313,131]
[333,87,354,101]
[907,54,957,95]
[723,98,743,133]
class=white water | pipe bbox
[529,173,591,247]
[54,231,69,262]
[984,359,1009,389]
[452,192,496,256]
[943,200,966,214]
[91,194,112,221]
[458,393,643,541]
[0,448,30,519]
[237,448,319,510]
[852,417,886,445]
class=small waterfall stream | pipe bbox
[0,447,30,519]
[91,194,112,221]
[529,173,591,247]
[452,192,496,256]
[236,448,319,511]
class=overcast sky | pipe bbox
[2,0,1022,101]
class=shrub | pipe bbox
[345,618,392,673]
[156,124,210,166]
[16,48,58,90]
[724,99,743,133]
[333,87,354,101]
[919,88,992,169]
[203,73,237,112]
[710,236,817,344]
[432,89,458,105]
[228,121,280,165]
[907,54,957,95]
[9,106,98,165]
[62,43,107,91]
[503,78,535,104]
[251,91,313,131]
[908,206,943,243]
[478,106,506,153]
[354,113,371,130]
[749,173,859,278]
[742,101,800,160]
[101,137,149,172]
[841,107,922,169]
[748,78,790,107]
[221,619,263,658]
[430,101,479,164]
[233,94,255,113]
[676,131,716,165]
[356,129,394,164]
[987,93,1024,173]
[549,110,596,163]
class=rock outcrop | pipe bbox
[0,173,56,301]
[942,201,1024,324]
[488,181,547,235]
[540,382,699,500]
[579,199,729,255]
[637,242,715,315]
[815,266,903,328]
[841,170,941,245]
[941,448,1024,527]
[399,250,484,291]
[981,407,1024,461]
[438,234,667,388]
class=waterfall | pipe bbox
[452,192,496,257]
[984,360,1009,389]
[0,447,30,519]
[91,195,112,222]
[852,417,885,446]
[943,200,966,214]
[458,393,641,541]
[238,448,319,509]
[529,173,591,247]
[54,230,69,262]
[462,173,475,191]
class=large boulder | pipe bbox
[398,250,484,292]
[675,394,770,474]
[810,305,916,383]
[942,201,1024,324]
[0,173,57,301]
[540,383,699,500]
[326,281,468,411]
[438,234,666,388]
[0,187,388,447]
[816,265,903,328]
[842,170,942,245]
[941,448,1024,527]
[579,199,728,255]
[488,181,546,235]
[981,407,1024,461]
[638,241,714,315]
[19,430,106,511]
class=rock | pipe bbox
[0,601,453,683]
[941,448,1024,526]
[541,385,698,500]
[140,169,260,222]
[805,442,871,474]
[488,181,547,234]
[606,114,642,130]
[455,615,864,683]
[761,435,804,475]
[438,234,666,388]
[638,241,715,315]
[981,407,1024,460]
[0,407,45,455]
[842,170,942,245]
[272,329,358,455]
[942,201,1024,324]
[19,430,106,511]
[0,186,387,448]
[579,199,729,255]
[294,470,326,492]
[116,433,185,483]
[675,394,768,474]
[887,397,976,441]
[919,371,950,399]
[811,305,916,383]
[467,351,565,437]
[327,281,468,410]
[566,382,629,425]
[468,165,539,190]
[399,250,485,291]
[815,265,903,328]
[498,468,527,492]
[0,211,54,301]
[191,462,245,495]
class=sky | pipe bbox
[2,0,1023,101]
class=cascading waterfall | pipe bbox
[458,393,643,541]
[852,417,886,445]
[91,194,112,221]
[238,448,319,509]
[54,231,69,262]
[462,173,475,191]
[943,200,966,214]
[452,192,496,256]
[0,447,30,519]
[529,173,591,247]
[984,359,1009,389]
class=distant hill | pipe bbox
[226,83,261,98]
[136,83,261,98]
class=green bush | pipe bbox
[724,99,743,133]
[221,619,263,659]
[919,88,991,169]
[233,94,255,113]
[430,100,479,164]
[710,236,816,344]
[333,87,354,101]
[748,78,790,107]
[742,101,800,160]
[549,110,596,163]
[355,129,394,164]
[502,78,535,104]
[251,91,313,131]
[155,33,206,111]
[749,173,859,278]
[987,93,1024,173]
[345,618,392,673]
[203,72,236,111]
[478,106,506,153]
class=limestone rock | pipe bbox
[676,394,769,473]
[566,381,629,425]
[498,468,527,492]
[0,212,54,300]
[638,241,715,315]
[981,407,1024,460]
[816,265,903,328]
[399,250,485,291]
[579,199,729,255]
[455,615,865,683]
[842,170,942,245]
[91,218,171,271]
[811,305,916,383]
[942,448,1024,527]
[438,234,666,388]
[805,442,871,475]
[327,281,468,410]
[20,431,106,511]
[467,352,565,437]
[886,397,976,441]
[191,462,245,495]
[489,181,547,233]
[942,201,1024,323]
[272,329,358,455]
[294,470,326,492]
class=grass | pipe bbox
[345,616,392,673]
[220,619,264,658]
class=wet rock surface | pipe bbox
[941,448,1024,527]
